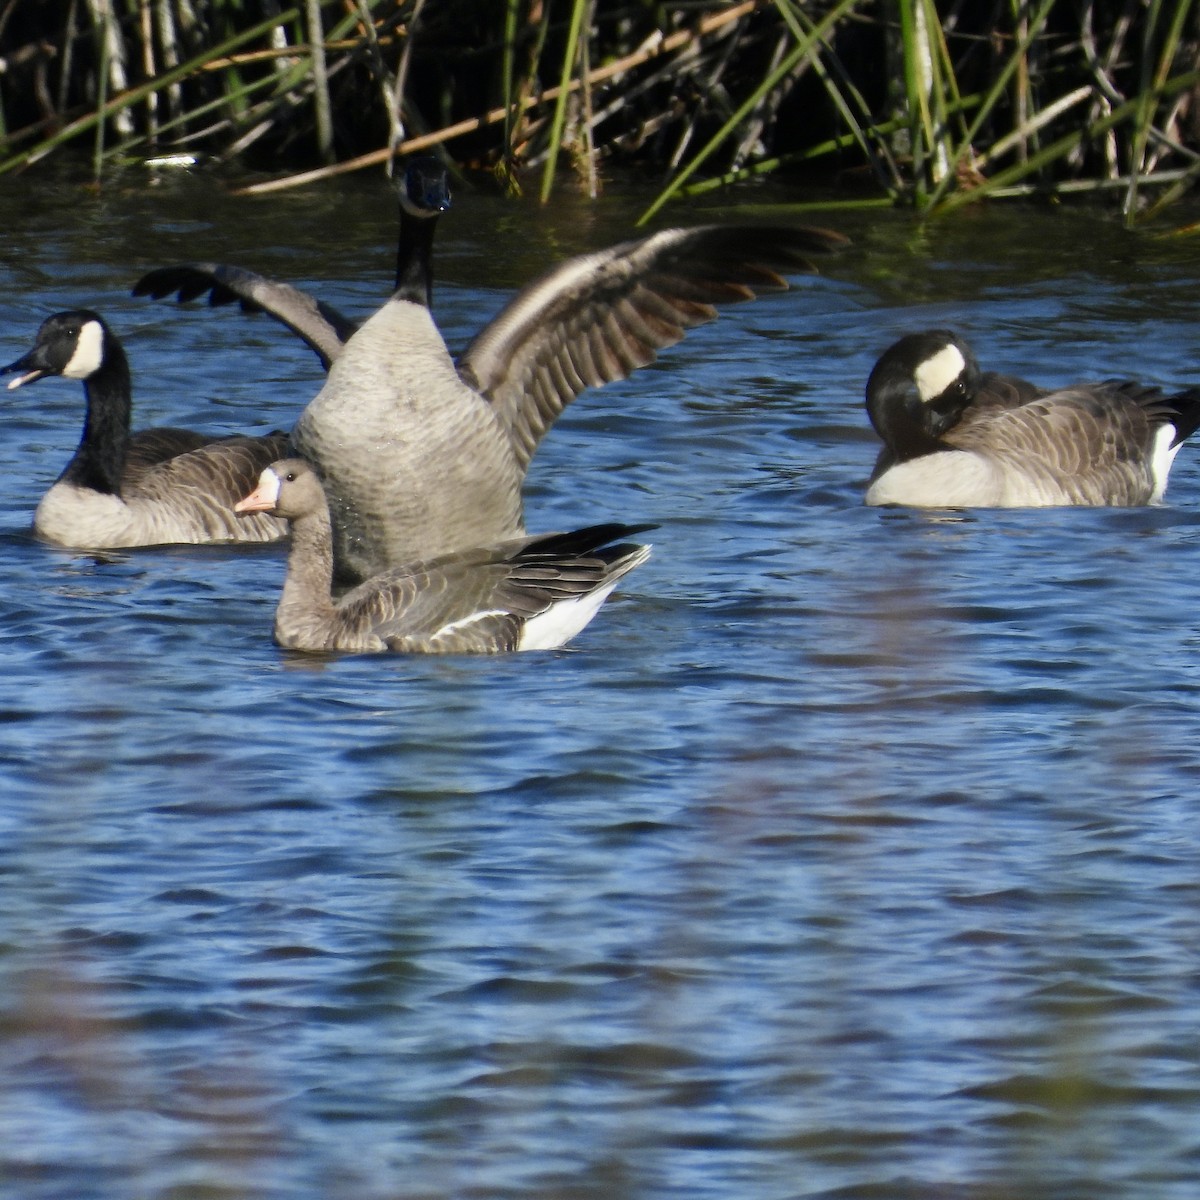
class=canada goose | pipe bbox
[234,458,652,654]
[136,157,847,583]
[2,310,288,547]
[864,329,1200,507]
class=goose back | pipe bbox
[35,432,290,546]
[946,383,1191,506]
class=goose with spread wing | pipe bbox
[137,157,846,583]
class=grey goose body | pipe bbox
[235,459,652,654]
[865,329,1200,508]
[136,157,846,583]
[3,310,288,547]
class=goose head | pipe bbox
[4,310,110,389]
[866,329,982,461]
[235,458,325,522]
[398,155,452,220]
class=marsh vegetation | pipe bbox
[1,1,1197,221]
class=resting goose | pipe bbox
[864,329,1200,508]
[234,458,652,654]
[3,310,288,547]
[136,156,847,583]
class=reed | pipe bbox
[0,1,1195,222]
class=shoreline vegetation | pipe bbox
[0,1,1197,223]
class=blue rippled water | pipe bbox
[2,172,1200,1199]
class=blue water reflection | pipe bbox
[1,172,1199,1199]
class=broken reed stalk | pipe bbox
[232,0,761,197]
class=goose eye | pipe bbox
[285,472,298,482]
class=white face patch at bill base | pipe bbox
[914,343,966,403]
[258,467,283,504]
[62,320,105,380]
[235,467,283,513]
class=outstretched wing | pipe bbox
[133,263,358,370]
[456,224,848,475]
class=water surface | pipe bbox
[1,166,1200,1200]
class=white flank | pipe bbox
[426,609,509,651]
[914,344,966,403]
[438,610,507,636]
[1148,422,1180,503]
[518,582,622,651]
[865,451,1004,507]
[62,319,105,379]
[34,483,131,546]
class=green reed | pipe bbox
[0,1,1196,224]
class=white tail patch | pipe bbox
[517,583,623,651]
[914,343,966,403]
[1149,422,1180,503]
[62,319,105,380]
[518,544,651,650]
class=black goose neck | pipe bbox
[393,210,437,307]
[888,422,950,464]
[61,335,132,495]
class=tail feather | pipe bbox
[1165,386,1200,447]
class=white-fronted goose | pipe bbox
[234,458,652,654]
[3,310,288,547]
[865,329,1200,507]
[137,157,846,583]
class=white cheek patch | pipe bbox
[62,320,105,379]
[915,344,966,402]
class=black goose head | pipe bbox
[393,157,452,306]
[865,329,982,460]
[398,155,452,220]
[4,309,111,389]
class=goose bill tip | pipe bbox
[5,369,43,390]
[234,490,274,515]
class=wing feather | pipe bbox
[133,263,357,370]
[335,523,653,652]
[947,384,1167,504]
[457,224,847,475]
[128,431,290,540]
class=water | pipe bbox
[2,165,1200,1199]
